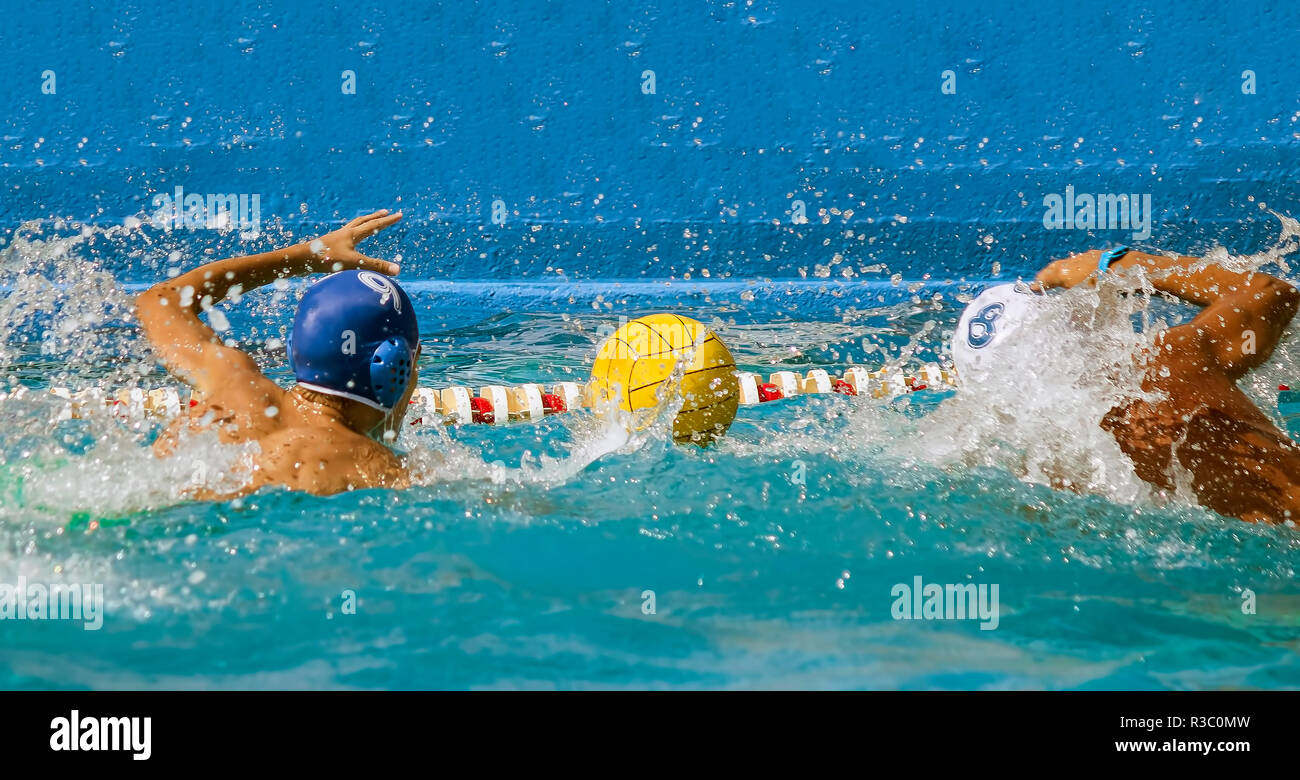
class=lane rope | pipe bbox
[4,364,957,426]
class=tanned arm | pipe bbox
[1037,249,1299,378]
[136,209,403,400]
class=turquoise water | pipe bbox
[1,224,1299,690]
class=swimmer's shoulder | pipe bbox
[180,374,291,438]
[256,424,408,495]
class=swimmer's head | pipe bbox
[950,282,1046,384]
[287,270,420,426]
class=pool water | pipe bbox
[1,221,1299,690]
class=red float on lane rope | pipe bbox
[470,396,495,424]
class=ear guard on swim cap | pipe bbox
[369,336,414,410]
[288,270,420,411]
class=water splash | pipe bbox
[0,220,149,384]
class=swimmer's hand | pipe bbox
[1036,250,1104,289]
[308,209,404,276]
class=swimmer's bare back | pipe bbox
[1038,249,1300,524]
[137,209,414,498]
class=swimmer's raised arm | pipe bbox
[1036,249,1266,304]
[1037,249,1299,377]
[136,209,403,395]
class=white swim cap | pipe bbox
[950,283,1044,382]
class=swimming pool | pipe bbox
[2,1,1299,690]
[0,215,1297,690]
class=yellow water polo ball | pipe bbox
[588,313,740,445]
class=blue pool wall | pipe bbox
[2,0,1298,281]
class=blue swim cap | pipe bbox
[287,270,419,411]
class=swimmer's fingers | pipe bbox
[312,209,402,274]
[352,210,403,242]
[1033,266,1065,289]
[323,248,399,276]
[1037,251,1101,289]
[345,209,393,229]
[352,253,401,276]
